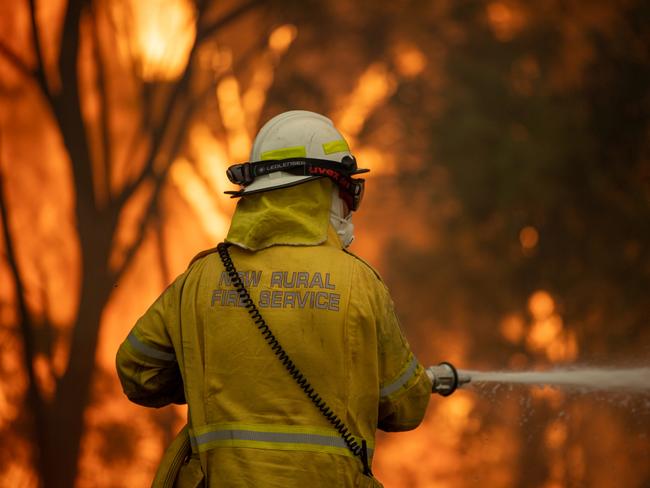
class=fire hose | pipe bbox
[426,362,472,396]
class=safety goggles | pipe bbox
[226,156,368,212]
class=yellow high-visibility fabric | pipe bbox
[225,178,332,251]
[116,186,431,487]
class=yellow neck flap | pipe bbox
[226,179,334,251]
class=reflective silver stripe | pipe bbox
[127,331,175,362]
[380,356,419,398]
[193,429,373,456]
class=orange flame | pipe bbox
[111,0,196,81]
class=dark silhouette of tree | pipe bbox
[1,0,648,486]
[0,1,264,485]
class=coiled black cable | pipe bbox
[216,242,372,476]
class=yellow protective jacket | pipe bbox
[116,179,431,487]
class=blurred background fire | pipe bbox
[0,0,649,486]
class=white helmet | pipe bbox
[226,110,368,213]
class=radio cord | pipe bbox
[216,242,372,477]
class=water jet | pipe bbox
[456,367,650,392]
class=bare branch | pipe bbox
[114,82,191,210]
[196,0,266,43]
[104,1,152,167]
[115,71,199,208]
[34,257,58,361]
[114,24,271,278]
[111,0,267,280]
[28,0,54,103]
[115,0,264,210]
[57,0,84,92]
[0,142,35,374]
[0,127,47,473]
[111,174,164,282]
[52,0,97,210]
[112,90,199,282]
[0,42,35,79]
[91,4,113,204]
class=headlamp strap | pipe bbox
[229,157,361,192]
[226,157,366,210]
[251,158,355,179]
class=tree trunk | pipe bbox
[39,208,115,487]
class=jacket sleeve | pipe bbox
[116,275,186,408]
[376,283,432,432]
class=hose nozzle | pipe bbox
[426,362,471,396]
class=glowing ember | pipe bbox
[528,290,555,320]
[519,225,539,250]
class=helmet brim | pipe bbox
[225,175,324,198]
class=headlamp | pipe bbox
[226,162,254,186]
[225,157,368,211]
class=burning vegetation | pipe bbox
[0,0,648,486]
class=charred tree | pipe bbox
[0,0,264,485]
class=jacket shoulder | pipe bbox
[342,249,383,282]
[188,246,220,267]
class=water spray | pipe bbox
[426,364,650,394]
[458,367,650,391]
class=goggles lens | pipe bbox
[340,178,364,212]
[355,179,365,210]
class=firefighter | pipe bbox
[116,110,432,487]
